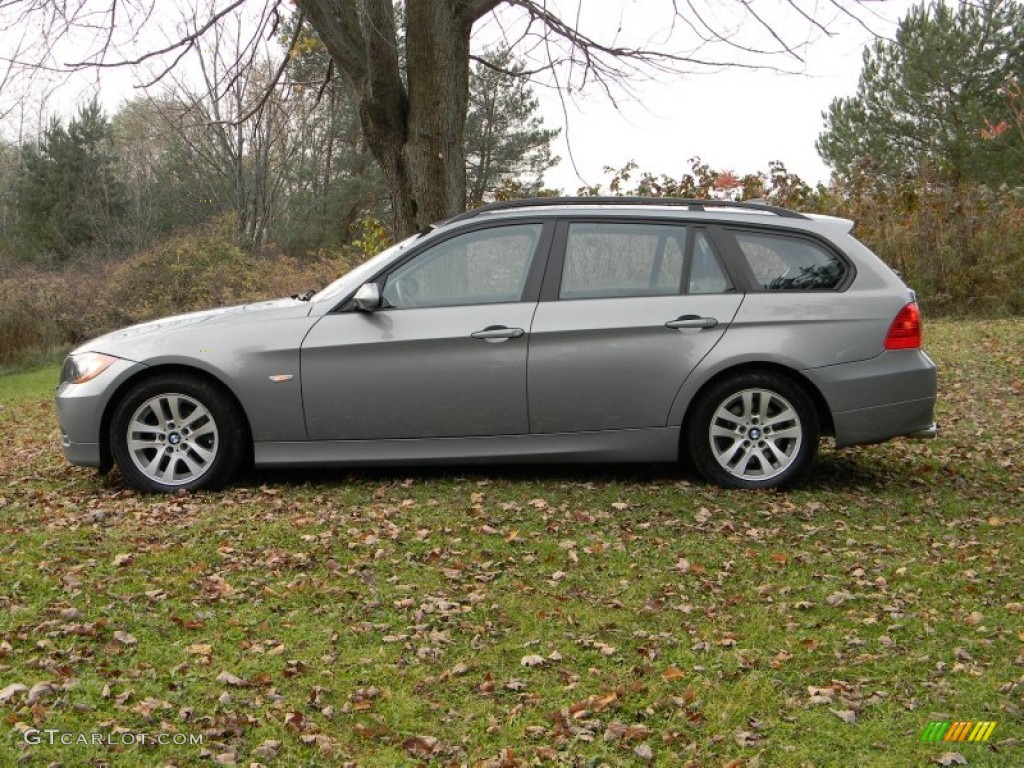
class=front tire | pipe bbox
[687,372,819,489]
[110,374,246,493]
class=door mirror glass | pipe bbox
[353,282,382,311]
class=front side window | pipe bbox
[382,224,541,309]
[732,230,847,291]
[560,222,686,299]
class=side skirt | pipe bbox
[254,427,681,468]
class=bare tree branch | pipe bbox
[66,0,250,69]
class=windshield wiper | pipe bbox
[291,289,316,302]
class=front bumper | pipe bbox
[55,357,147,468]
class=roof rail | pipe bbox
[445,196,810,223]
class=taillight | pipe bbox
[884,302,921,350]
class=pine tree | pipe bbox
[817,0,1024,187]
[15,99,126,262]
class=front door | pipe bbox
[301,223,546,440]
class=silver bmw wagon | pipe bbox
[56,198,937,492]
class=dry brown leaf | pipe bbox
[215,670,249,687]
[0,683,28,703]
[831,708,857,723]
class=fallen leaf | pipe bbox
[251,740,281,760]
[215,671,249,687]
[634,743,654,762]
[826,590,854,606]
[0,683,28,703]
[933,753,968,766]
[403,735,440,758]
[831,708,857,723]
[521,654,545,667]
[735,730,762,747]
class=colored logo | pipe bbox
[921,721,997,742]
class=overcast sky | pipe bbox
[1,0,919,191]
[510,0,920,192]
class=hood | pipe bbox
[74,298,313,358]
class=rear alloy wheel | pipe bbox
[688,372,819,489]
[110,375,245,492]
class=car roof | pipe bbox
[436,197,854,237]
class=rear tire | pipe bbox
[687,372,819,489]
[110,374,246,493]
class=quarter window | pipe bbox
[382,224,541,308]
[732,230,847,291]
[689,231,730,294]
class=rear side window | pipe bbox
[560,222,685,299]
[732,230,847,291]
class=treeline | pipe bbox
[0,39,557,266]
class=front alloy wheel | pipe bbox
[689,372,819,489]
[110,375,245,492]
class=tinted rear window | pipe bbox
[732,230,847,291]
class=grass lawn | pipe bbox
[1,319,1021,767]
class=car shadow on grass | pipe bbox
[238,445,911,497]
[243,460,697,492]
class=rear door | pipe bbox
[527,219,743,434]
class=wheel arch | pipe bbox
[98,364,254,473]
[680,362,834,446]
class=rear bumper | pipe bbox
[908,423,939,439]
[804,350,937,448]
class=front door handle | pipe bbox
[665,315,718,330]
[471,325,525,341]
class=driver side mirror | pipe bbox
[353,282,382,312]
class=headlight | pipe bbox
[61,352,119,384]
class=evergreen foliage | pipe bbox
[817,0,1024,186]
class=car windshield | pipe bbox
[311,233,421,305]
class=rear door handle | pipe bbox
[471,325,525,341]
[665,315,718,330]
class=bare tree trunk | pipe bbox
[296,0,490,236]
[404,0,472,227]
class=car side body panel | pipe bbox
[64,300,319,443]
[254,426,681,467]
[528,294,742,432]
[300,303,537,440]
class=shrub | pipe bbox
[821,173,1024,316]
[0,219,367,365]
